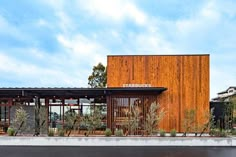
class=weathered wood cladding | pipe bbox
[107,55,210,132]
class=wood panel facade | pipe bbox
[107,55,210,132]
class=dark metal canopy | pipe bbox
[0,87,167,98]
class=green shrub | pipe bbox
[115,129,123,137]
[219,130,227,137]
[170,129,176,137]
[209,129,227,137]
[7,128,15,136]
[58,129,65,137]
[104,128,112,137]
[48,128,54,137]
[231,129,236,136]
[160,130,166,137]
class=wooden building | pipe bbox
[107,55,210,132]
[0,54,209,134]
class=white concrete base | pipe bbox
[0,137,236,146]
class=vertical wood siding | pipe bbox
[107,55,210,132]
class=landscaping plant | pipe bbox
[104,128,112,137]
[200,108,215,137]
[159,129,166,137]
[7,128,15,136]
[64,109,81,137]
[12,107,29,136]
[121,105,141,135]
[145,102,165,135]
[182,109,196,137]
[48,128,54,136]
[83,107,102,135]
[58,129,65,137]
[115,129,124,137]
[170,129,176,137]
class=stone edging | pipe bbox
[0,137,236,146]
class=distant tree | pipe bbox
[88,63,107,88]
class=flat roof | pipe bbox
[0,87,167,98]
[108,54,209,57]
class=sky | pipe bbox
[0,0,235,99]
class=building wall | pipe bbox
[107,55,210,132]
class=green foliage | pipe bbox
[104,128,112,137]
[229,97,236,126]
[58,129,65,137]
[209,128,227,137]
[64,108,80,136]
[12,107,29,135]
[115,129,124,137]
[200,108,215,137]
[48,128,54,136]
[7,128,15,136]
[182,109,196,136]
[83,107,102,134]
[88,63,107,88]
[170,129,176,137]
[220,130,227,137]
[121,105,141,135]
[224,103,233,131]
[159,130,166,137]
[231,129,236,136]
[145,102,165,135]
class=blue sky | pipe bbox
[0,0,235,99]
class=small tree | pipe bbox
[145,102,165,135]
[39,107,48,134]
[12,107,29,136]
[182,109,196,137]
[121,105,141,135]
[199,108,215,137]
[230,97,236,127]
[83,107,102,135]
[88,63,107,88]
[64,109,80,137]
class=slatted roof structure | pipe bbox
[0,87,167,98]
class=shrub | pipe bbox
[170,129,176,137]
[7,128,15,136]
[115,129,123,137]
[231,129,236,136]
[58,129,65,137]
[219,130,227,137]
[104,128,112,137]
[209,128,227,137]
[160,130,166,137]
[48,128,54,137]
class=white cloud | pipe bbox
[0,52,86,87]
[77,0,147,25]
[57,34,108,66]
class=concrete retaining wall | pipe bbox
[0,137,235,146]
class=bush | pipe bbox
[160,130,166,137]
[231,129,236,136]
[209,129,227,137]
[115,129,123,137]
[219,130,227,137]
[104,128,112,137]
[48,128,54,137]
[170,129,176,137]
[58,129,65,137]
[7,128,15,136]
